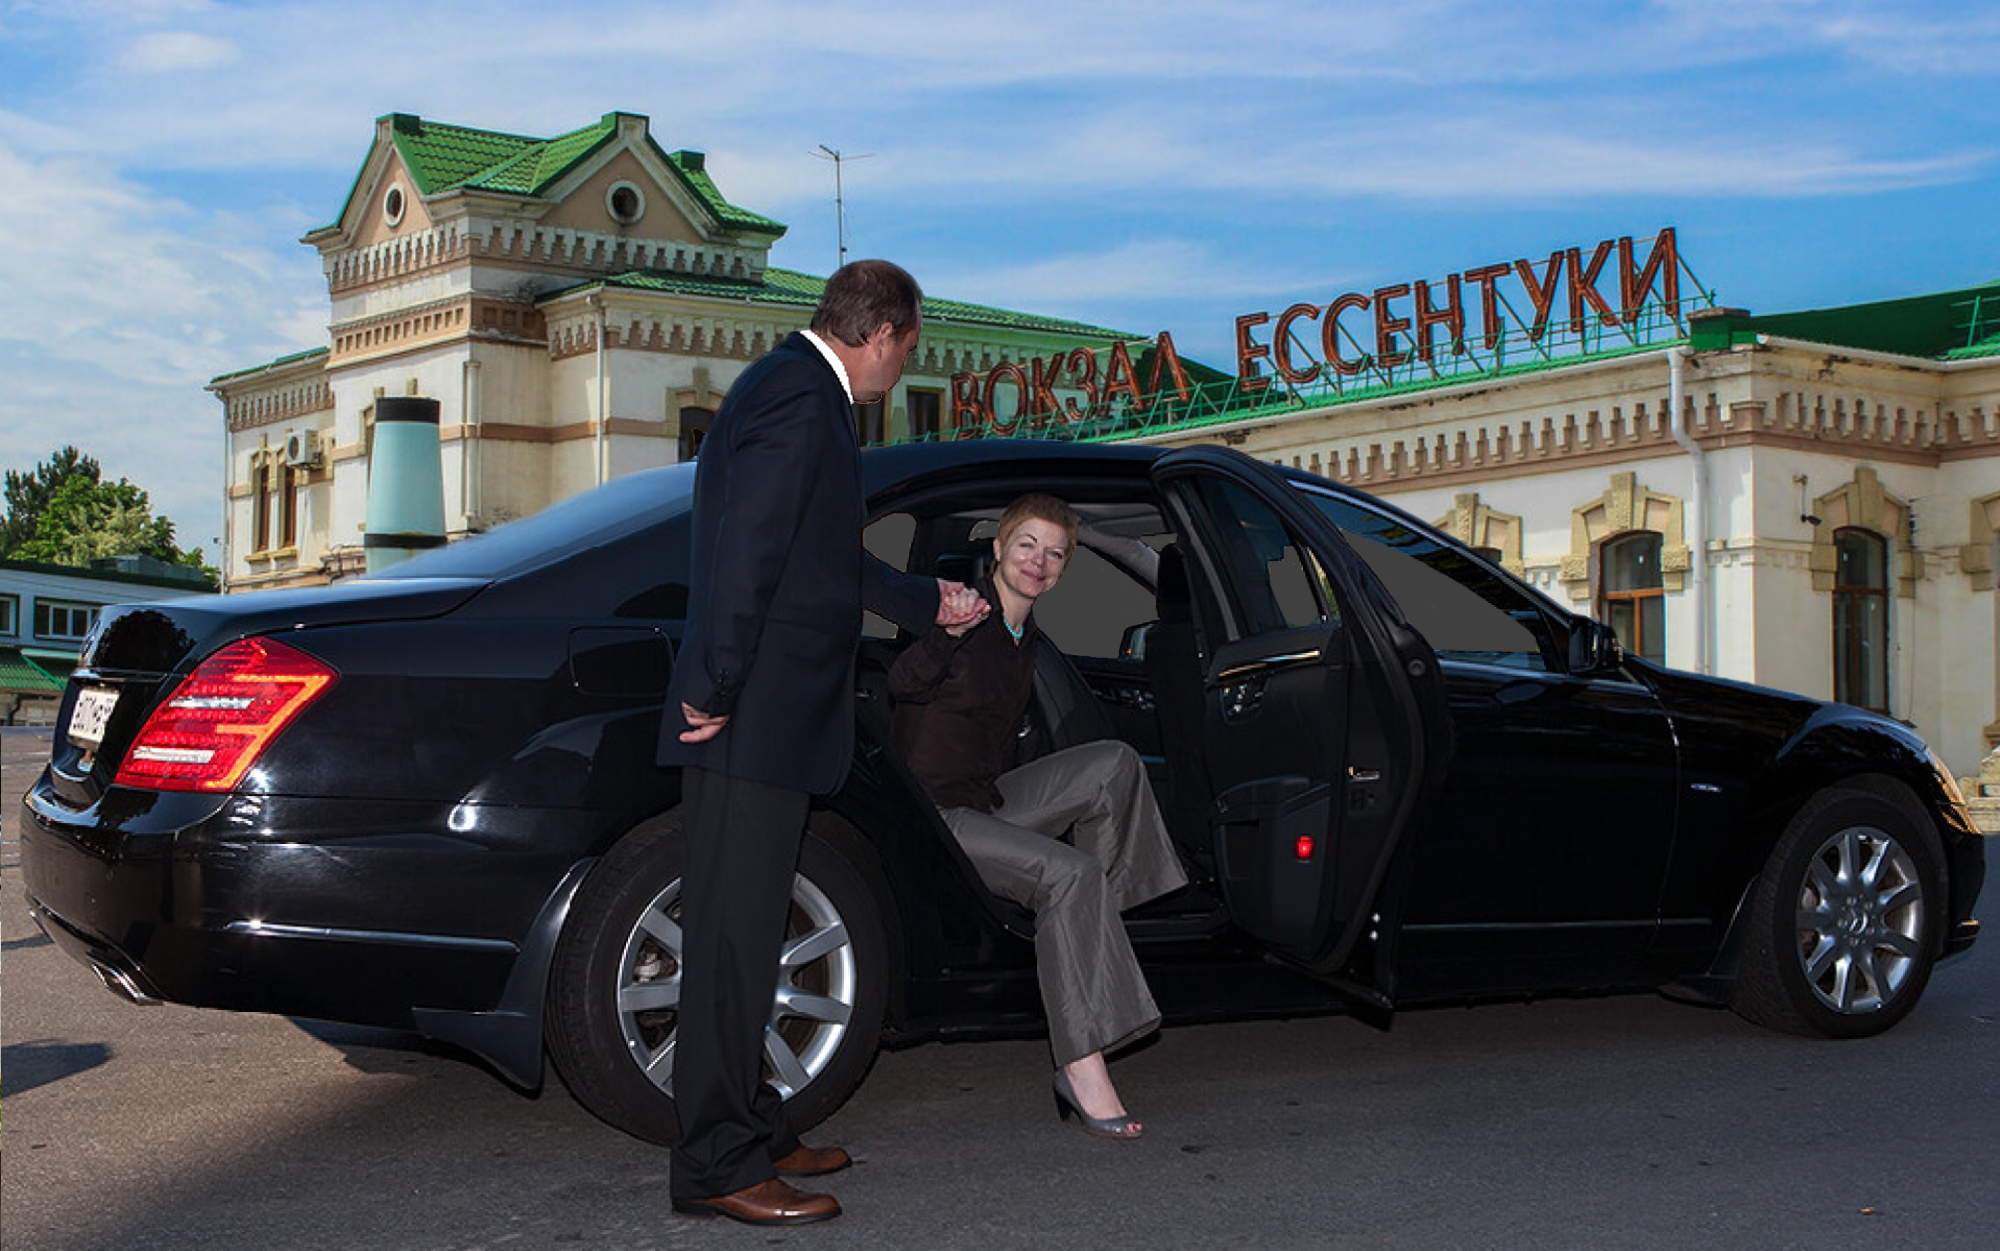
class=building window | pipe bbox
[35,599,99,642]
[383,183,406,228]
[605,181,646,225]
[0,593,17,637]
[908,388,943,441]
[1600,531,1665,665]
[280,463,300,549]
[1832,527,1889,712]
[855,398,886,447]
[251,458,272,552]
[678,406,713,461]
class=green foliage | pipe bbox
[1,446,213,579]
[1,445,100,555]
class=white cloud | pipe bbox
[119,30,240,72]
[0,139,323,543]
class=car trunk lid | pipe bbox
[45,577,489,808]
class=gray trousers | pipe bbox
[942,740,1188,1066]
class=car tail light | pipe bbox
[114,637,337,793]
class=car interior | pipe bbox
[858,485,1235,931]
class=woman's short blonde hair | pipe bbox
[994,493,1079,551]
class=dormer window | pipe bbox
[606,181,645,225]
[383,183,406,228]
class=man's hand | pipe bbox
[679,702,730,744]
[935,579,989,635]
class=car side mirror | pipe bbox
[1121,621,1155,662]
[1567,619,1624,676]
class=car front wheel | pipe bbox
[1732,784,1944,1039]
[545,810,890,1145]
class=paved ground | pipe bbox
[4,724,1997,1250]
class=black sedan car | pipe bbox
[21,441,1985,1144]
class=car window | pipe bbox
[1297,488,1551,671]
[1184,477,1327,639]
[1033,544,1157,659]
[862,512,918,639]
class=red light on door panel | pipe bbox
[1295,834,1316,861]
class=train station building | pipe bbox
[210,112,1999,780]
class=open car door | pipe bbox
[1151,447,1451,1002]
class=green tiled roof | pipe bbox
[323,111,785,237]
[584,267,1139,339]
[208,346,329,387]
[0,646,65,695]
[1746,278,2000,362]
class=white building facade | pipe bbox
[211,111,1143,591]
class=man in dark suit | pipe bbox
[660,260,982,1226]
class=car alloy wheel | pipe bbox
[614,871,860,1100]
[1732,783,1943,1039]
[546,812,890,1146]
[1789,823,1925,1015]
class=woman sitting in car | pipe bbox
[889,493,1186,1139]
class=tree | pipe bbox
[1,446,212,577]
[1,445,100,555]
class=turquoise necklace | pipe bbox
[1003,615,1025,642]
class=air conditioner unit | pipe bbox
[283,430,322,469]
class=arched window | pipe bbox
[1600,531,1665,664]
[678,406,713,461]
[1832,528,1889,712]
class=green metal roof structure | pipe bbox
[1702,278,2000,362]
[322,111,786,238]
[580,267,1139,340]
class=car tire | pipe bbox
[545,809,891,1146]
[1731,783,1944,1039]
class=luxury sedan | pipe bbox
[20,441,1984,1145]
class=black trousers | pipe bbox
[669,765,808,1201]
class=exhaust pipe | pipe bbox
[88,954,164,1007]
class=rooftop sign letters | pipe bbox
[949,333,1193,437]
[934,228,1705,446]
[1235,228,1686,391]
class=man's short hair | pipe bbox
[811,259,923,347]
[996,493,1080,552]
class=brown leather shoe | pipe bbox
[772,1143,852,1176]
[673,1178,840,1225]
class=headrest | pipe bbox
[935,538,993,587]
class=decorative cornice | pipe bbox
[219,374,335,432]
[325,218,765,296]
[1240,383,1997,495]
[329,295,546,365]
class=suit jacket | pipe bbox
[659,331,936,794]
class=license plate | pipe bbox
[67,685,119,750]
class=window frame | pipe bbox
[1831,526,1890,713]
[34,598,99,643]
[1598,530,1666,665]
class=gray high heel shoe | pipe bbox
[1052,1070,1143,1139]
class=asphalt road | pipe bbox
[4,724,1997,1251]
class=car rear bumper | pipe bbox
[19,775,594,1031]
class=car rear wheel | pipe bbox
[1732,784,1943,1039]
[545,810,890,1145]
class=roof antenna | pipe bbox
[812,145,872,270]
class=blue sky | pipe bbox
[2,0,1995,551]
